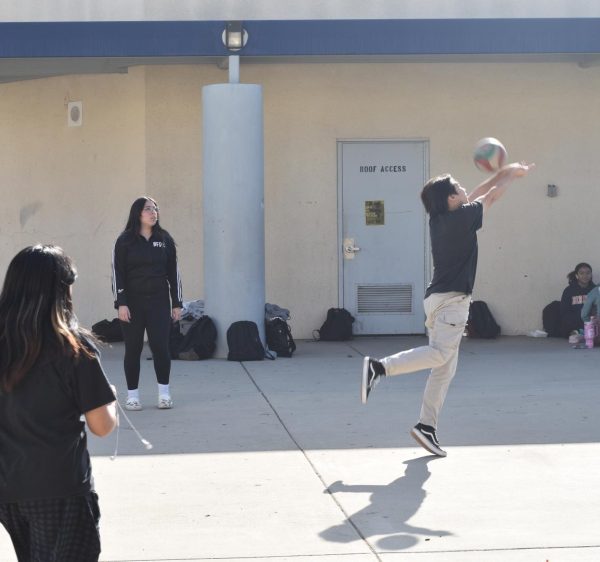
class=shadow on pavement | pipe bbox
[320,455,450,550]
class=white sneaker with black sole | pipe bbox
[410,423,447,457]
[361,356,385,404]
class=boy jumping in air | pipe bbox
[361,162,534,456]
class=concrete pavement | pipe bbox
[1,336,599,561]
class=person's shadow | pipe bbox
[319,456,452,550]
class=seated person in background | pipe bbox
[561,262,595,337]
[581,283,600,324]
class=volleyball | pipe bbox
[473,137,507,173]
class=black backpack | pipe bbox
[266,318,296,358]
[227,321,265,361]
[316,308,355,341]
[466,300,501,339]
[92,318,123,343]
[542,300,562,338]
[177,316,217,360]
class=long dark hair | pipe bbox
[421,174,457,218]
[121,196,168,241]
[0,245,95,392]
[567,262,593,285]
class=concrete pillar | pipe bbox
[202,83,265,358]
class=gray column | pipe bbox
[202,83,265,358]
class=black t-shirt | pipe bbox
[0,344,115,502]
[425,201,483,298]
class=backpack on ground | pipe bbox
[466,300,501,339]
[177,315,217,360]
[266,318,296,357]
[92,318,123,342]
[542,300,562,338]
[227,320,265,361]
[315,308,355,341]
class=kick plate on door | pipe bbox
[343,238,361,260]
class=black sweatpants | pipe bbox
[0,492,101,562]
[561,310,584,338]
[121,293,172,390]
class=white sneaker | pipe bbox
[124,398,142,411]
[158,396,173,409]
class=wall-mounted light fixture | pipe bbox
[222,21,248,51]
[547,184,558,197]
[67,101,83,127]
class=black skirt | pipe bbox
[0,492,101,562]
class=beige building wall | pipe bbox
[2,61,599,337]
[0,68,147,325]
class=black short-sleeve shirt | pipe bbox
[425,201,483,298]
[0,344,115,503]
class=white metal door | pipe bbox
[338,140,428,334]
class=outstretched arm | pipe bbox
[471,162,535,212]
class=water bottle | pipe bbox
[584,318,596,349]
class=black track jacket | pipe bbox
[112,231,183,309]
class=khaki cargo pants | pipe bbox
[380,291,470,429]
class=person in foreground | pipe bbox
[0,245,117,561]
[361,162,535,457]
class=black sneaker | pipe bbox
[410,423,447,457]
[361,357,385,404]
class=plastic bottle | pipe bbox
[584,318,596,349]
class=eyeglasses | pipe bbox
[143,206,159,213]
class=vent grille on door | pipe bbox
[357,284,413,314]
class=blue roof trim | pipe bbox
[0,21,224,57]
[247,19,600,56]
[1,19,599,58]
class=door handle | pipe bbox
[343,238,361,259]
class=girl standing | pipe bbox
[112,197,182,410]
[0,245,117,561]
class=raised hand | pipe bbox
[505,161,536,178]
